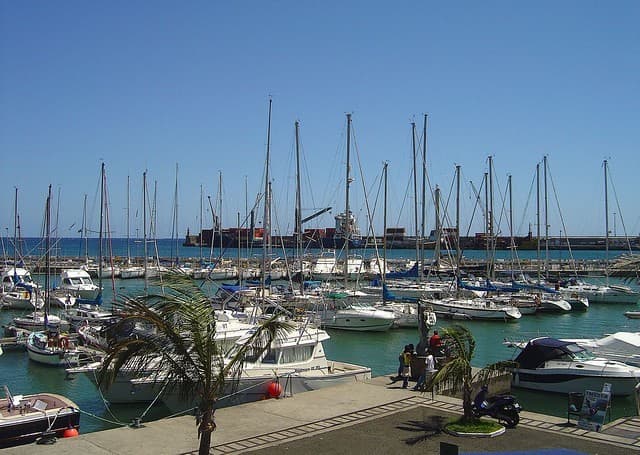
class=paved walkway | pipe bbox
[4,376,640,454]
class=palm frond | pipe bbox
[473,360,518,385]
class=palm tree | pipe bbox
[98,271,293,455]
[425,324,515,422]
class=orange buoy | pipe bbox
[267,381,282,398]
[62,428,79,438]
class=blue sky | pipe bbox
[1,1,639,240]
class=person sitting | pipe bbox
[473,385,489,409]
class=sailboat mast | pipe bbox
[604,159,610,273]
[143,171,148,293]
[434,186,441,270]
[421,114,428,278]
[262,98,273,295]
[344,113,352,288]
[199,185,203,266]
[173,163,180,266]
[13,188,18,269]
[536,162,541,283]
[490,158,495,277]
[455,165,461,277]
[484,171,489,279]
[81,194,88,262]
[411,122,419,282]
[45,185,52,315]
[219,171,223,253]
[295,120,303,293]
[508,174,514,280]
[126,176,131,264]
[544,155,549,276]
[382,162,388,292]
[98,163,105,291]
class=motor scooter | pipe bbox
[471,385,522,428]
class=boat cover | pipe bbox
[514,337,580,369]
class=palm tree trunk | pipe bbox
[198,407,216,455]
[462,383,474,421]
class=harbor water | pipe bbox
[1,239,639,433]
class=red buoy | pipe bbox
[267,381,282,398]
[62,428,79,438]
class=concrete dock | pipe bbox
[4,376,640,454]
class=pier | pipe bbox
[3,376,638,454]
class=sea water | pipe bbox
[1,242,639,433]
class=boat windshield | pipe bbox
[566,343,596,361]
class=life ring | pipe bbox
[59,336,70,350]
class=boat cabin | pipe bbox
[515,337,594,369]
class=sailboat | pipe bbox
[120,175,144,279]
[64,164,117,329]
[25,185,80,366]
[314,114,395,331]
[562,160,639,304]
[0,189,43,310]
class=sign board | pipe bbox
[577,389,611,432]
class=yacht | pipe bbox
[58,269,101,301]
[66,310,256,403]
[562,279,639,305]
[510,337,640,396]
[312,294,396,331]
[156,323,371,413]
[563,332,640,368]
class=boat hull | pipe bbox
[0,393,80,449]
[512,369,640,396]
[319,308,395,331]
[430,299,521,321]
[160,362,372,413]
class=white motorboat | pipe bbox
[63,304,116,330]
[1,385,80,449]
[58,269,101,301]
[66,309,256,403]
[311,251,340,281]
[0,288,44,311]
[25,331,81,367]
[563,332,640,368]
[156,323,371,413]
[537,294,572,312]
[0,267,38,294]
[510,337,640,396]
[375,302,437,329]
[119,265,145,279]
[562,280,640,305]
[313,296,396,331]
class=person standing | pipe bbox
[396,345,408,380]
[401,346,412,388]
[429,330,442,356]
[413,350,436,391]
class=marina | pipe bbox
[2,241,640,442]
